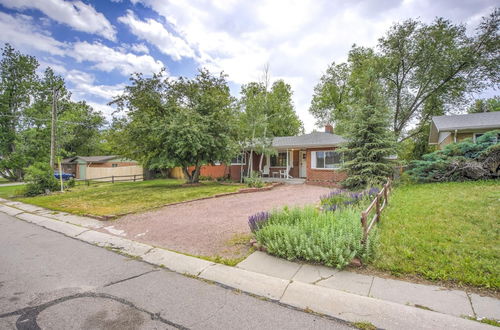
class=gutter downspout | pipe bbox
[454,130,457,143]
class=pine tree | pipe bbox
[341,49,395,189]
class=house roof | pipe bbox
[62,156,120,164]
[429,112,500,144]
[272,132,347,149]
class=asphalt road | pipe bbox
[0,212,352,330]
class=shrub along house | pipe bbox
[429,112,500,149]
[194,125,348,186]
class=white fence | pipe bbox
[86,165,143,180]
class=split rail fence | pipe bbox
[78,174,144,186]
[360,179,392,242]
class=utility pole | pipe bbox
[50,85,62,168]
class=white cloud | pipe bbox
[133,0,495,132]
[130,43,149,54]
[64,69,125,100]
[118,10,195,61]
[0,0,116,41]
[71,41,164,76]
[0,12,67,55]
[86,101,117,119]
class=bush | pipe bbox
[320,187,379,212]
[65,178,76,189]
[24,162,59,196]
[252,206,377,268]
[408,130,500,182]
[244,171,264,188]
[199,175,214,181]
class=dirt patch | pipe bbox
[98,184,330,259]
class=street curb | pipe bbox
[0,203,493,330]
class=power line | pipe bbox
[0,113,108,126]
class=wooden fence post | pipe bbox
[376,194,381,222]
[361,211,367,237]
[384,183,388,206]
[112,176,114,184]
[134,175,136,182]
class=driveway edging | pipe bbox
[0,201,492,330]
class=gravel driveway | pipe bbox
[100,184,330,258]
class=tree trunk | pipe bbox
[192,165,201,183]
[182,165,201,184]
[182,167,193,183]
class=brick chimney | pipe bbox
[324,124,333,134]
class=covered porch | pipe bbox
[257,148,307,180]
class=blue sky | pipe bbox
[0,0,497,132]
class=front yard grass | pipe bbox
[372,180,499,290]
[0,179,243,217]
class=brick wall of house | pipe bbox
[306,147,347,187]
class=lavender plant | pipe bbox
[254,206,378,268]
[320,187,380,212]
[248,211,270,232]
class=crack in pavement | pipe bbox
[312,273,337,285]
[0,291,189,330]
[103,269,159,288]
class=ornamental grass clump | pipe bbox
[253,206,377,268]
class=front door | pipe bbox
[299,151,307,178]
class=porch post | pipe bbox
[286,148,289,179]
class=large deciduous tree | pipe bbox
[0,45,106,180]
[310,10,499,142]
[0,44,38,180]
[237,72,303,176]
[112,69,238,184]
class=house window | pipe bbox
[112,163,118,168]
[312,151,342,169]
[231,153,246,165]
[270,152,288,167]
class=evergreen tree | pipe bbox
[341,49,395,189]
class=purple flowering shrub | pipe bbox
[320,187,380,212]
[248,211,270,232]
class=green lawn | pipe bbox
[373,180,500,290]
[0,184,26,199]
[0,179,243,217]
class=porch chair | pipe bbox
[262,164,270,177]
[279,167,293,179]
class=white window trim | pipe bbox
[311,150,342,170]
[231,153,246,165]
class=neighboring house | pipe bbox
[429,112,500,149]
[61,156,142,180]
[190,125,348,186]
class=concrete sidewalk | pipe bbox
[237,251,500,321]
[0,198,497,330]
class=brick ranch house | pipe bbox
[193,125,348,186]
[429,112,500,149]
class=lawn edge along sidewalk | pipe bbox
[0,200,493,330]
